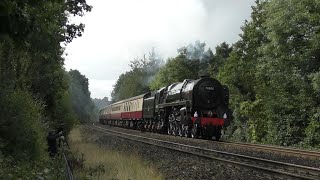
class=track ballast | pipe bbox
[87,124,320,180]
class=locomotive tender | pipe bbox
[99,76,229,140]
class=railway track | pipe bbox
[216,141,320,159]
[87,124,320,180]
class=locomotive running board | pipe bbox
[157,100,191,109]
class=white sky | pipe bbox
[65,0,255,99]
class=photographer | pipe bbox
[47,130,63,157]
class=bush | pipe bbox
[0,89,46,161]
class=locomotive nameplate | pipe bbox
[205,86,215,91]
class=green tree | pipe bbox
[0,90,45,160]
[218,0,268,142]
[218,0,320,147]
[112,49,163,102]
[254,0,320,146]
[208,42,232,77]
[0,0,91,177]
[93,97,111,110]
[69,70,98,123]
[150,53,199,90]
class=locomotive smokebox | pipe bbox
[193,77,223,109]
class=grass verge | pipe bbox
[68,127,163,180]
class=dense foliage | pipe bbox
[111,0,320,148]
[93,97,111,110]
[0,0,92,178]
[111,49,163,102]
[220,0,320,147]
[69,70,97,123]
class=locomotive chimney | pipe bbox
[199,74,210,78]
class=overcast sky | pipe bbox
[64,0,255,99]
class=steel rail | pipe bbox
[100,121,320,159]
[87,124,320,180]
[213,141,320,159]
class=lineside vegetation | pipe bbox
[111,0,320,148]
[68,127,163,180]
[0,0,95,177]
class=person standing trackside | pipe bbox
[47,130,62,157]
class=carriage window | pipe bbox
[133,101,136,111]
[135,101,137,111]
[137,101,139,110]
[136,101,138,111]
[112,105,121,111]
[131,102,133,111]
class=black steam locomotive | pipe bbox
[99,75,230,140]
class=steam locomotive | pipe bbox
[99,76,230,140]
